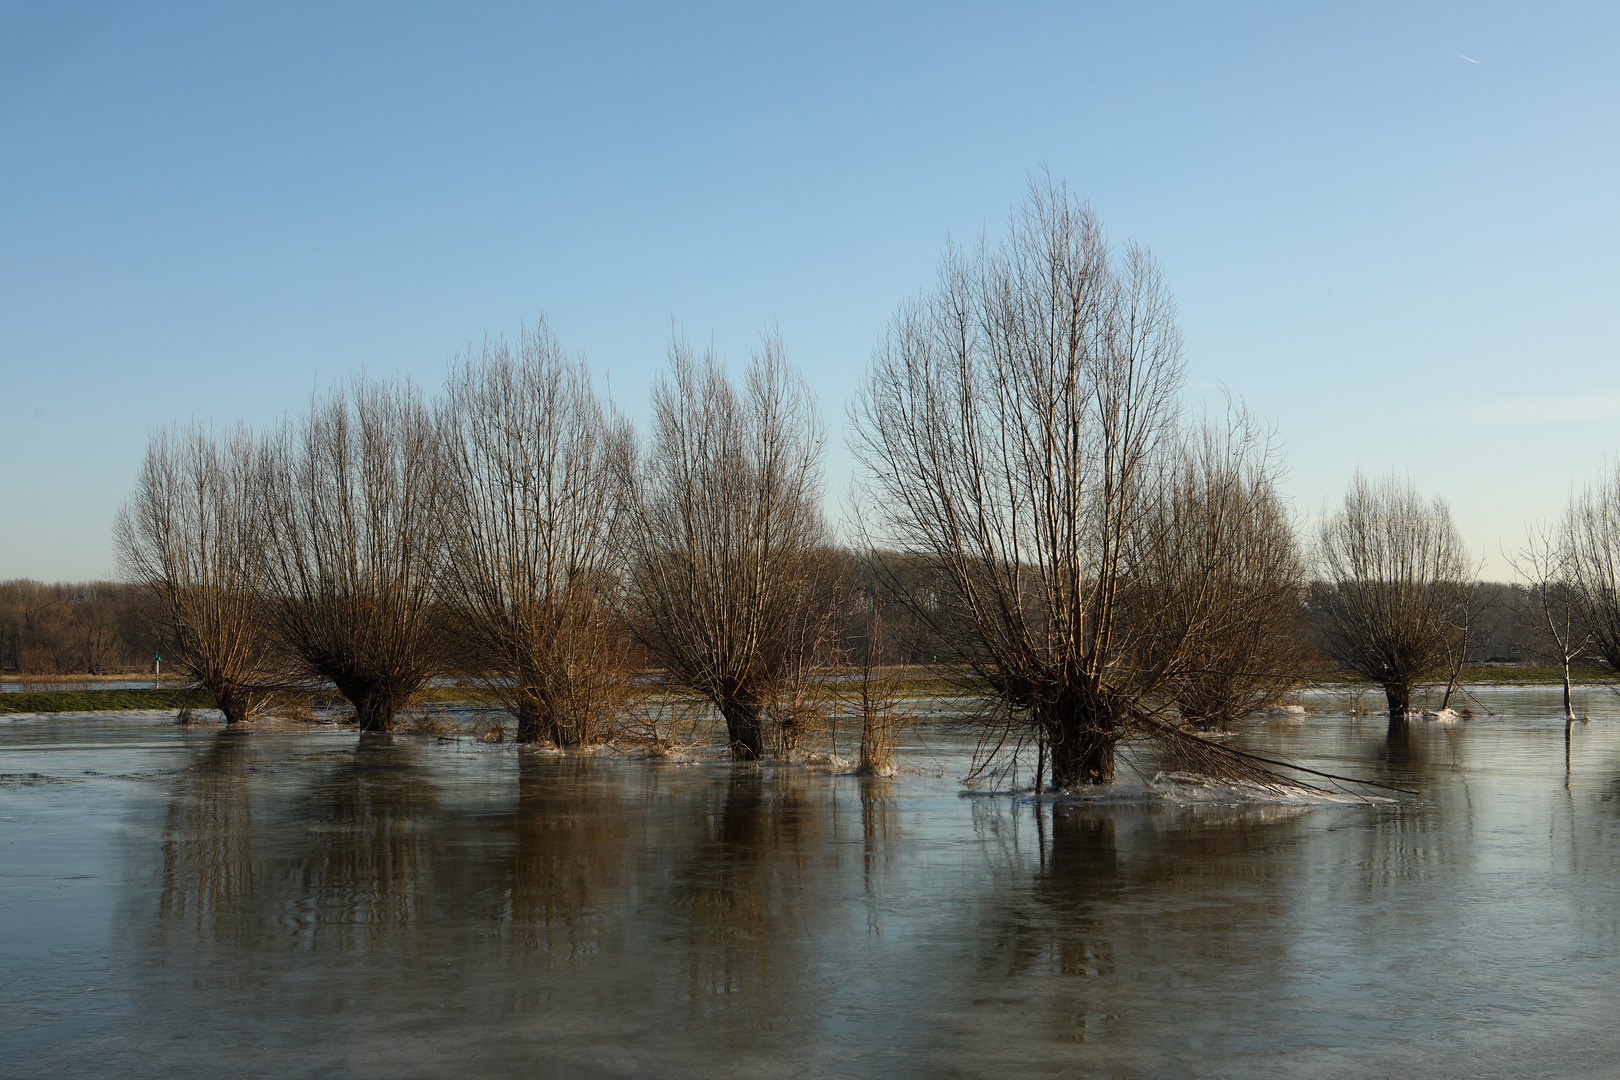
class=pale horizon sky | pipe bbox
[3,2,1617,581]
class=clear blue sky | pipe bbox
[3,1,1616,580]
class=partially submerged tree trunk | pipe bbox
[437,322,635,748]
[719,696,766,760]
[624,333,836,761]
[1382,681,1411,718]
[1315,472,1473,718]
[852,178,1298,788]
[114,423,274,725]
[1045,716,1116,787]
[260,377,446,734]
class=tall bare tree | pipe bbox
[623,331,833,760]
[850,179,1192,787]
[1567,463,1620,675]
[113,424,272,723]
[260,377,445,732]
[1314,471,1473,716]
[437,321,636,745]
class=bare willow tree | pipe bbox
[1147,414,1309,730]
[260,377,445,733]
[1508,524,1589,723]
[1315,471,1473,717]
[623,332,833,760]
[437,321,636,746]
[113,423,272,724]
[850,180,1193,787]
[1567,463,1620,676]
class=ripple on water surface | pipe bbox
[3,691,1620,1078]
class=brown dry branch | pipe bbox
[1131,711,1414,795]
[113,423,274,724]
[260,376,446,733]
[437,320,635,746]
[613,695,712,757]
[843,596,905,776]
[623,330,837,760]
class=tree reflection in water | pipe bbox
[154,729,257,953]
[93,703,1620,1079]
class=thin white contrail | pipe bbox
[1455,52,1480,63]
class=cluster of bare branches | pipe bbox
[1314,471,1475,717]
[113,325,841,749]
[113,179,1620,778]
[114,423,273,723]
[258,377,447,732]
[845,597,905,775]
[438,323,636,746]
[849,177,1306,788]
[1144,413,1309,730]
[1567,463,1620,675]
[1507,525,1590,722]
[622,332,841,759]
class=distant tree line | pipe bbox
[0,580,157,676]
[1,570,1593,685]
[70,179,1620,788]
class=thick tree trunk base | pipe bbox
[721,701,765,761]
[1047,726,1115,788]
[353,694,400,733]
[514,699,557,746]
[214,688,251,725]
[1382,682,1412,717]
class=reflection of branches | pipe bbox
[155,732,256,936]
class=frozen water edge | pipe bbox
[960,771,1391,807]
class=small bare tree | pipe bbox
[113,424,272,723]
[623,331,833,760]
[1567,463,1620,675]
[848,595,903,775]
[1315,472,1473,716]
[1148,414,1309,730]
[1508,524,1589,723]
[437,321,636,746]
[260,377,446,733]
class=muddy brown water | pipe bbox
[2,689,1618,1078]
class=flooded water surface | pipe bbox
[3,691,1619,1078]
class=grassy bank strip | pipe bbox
[0,688,211,715]
[4,666,1603,719]
[1308,665,1616,689]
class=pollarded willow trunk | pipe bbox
[515,697,547,746]
[336,678,411,733]
[209,680,254,725]
[1382,681,1412,717]
[719,698,766,761]
[1041,690,1118,787]
[514,691,579,748]
[1047,727,1116,787]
